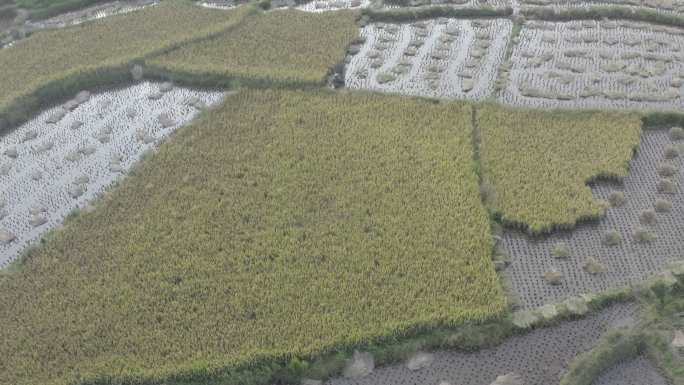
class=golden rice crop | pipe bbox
[0,1,253,128]
[146,10,359,86]
[477,104,642,234]
[0,90,505,385]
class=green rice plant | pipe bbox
[0,90,505,385]
[0,1,254,133]
[146,10,359,88]
[551,242,570,258]
[634,227,657,243]
[476,105,642,234]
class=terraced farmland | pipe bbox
[345,18,512,100]
[147,9,359,87]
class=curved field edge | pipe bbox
[0,89,506,385]
[144,10,359,88]
[561,272,684,385]
[0,2,294,135]
[476,103,642,235]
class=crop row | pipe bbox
[146,9,359,87]
[344,18,512,100]
[0,89,505,385]
[499,19,684,110]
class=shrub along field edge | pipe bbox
[522,5,684,29]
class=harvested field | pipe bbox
[477,105,642,234]
[501,19,684,110]
[345,18,512,100]
[24,0,158,31]
[500,129,684,309]
[592,356,669,385]
[327,302,637,385]
[0,82,223,269]
[146,10,358,86]
[0,90,505,385]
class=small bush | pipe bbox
[639,209,657,226]
[607,190,625,207]
[655,199,672,212]
[657,163,678,177]
[658,178,677,194]
[633,227,656,243]
[551,242,570,258]
[670,126,684,140]
[603,230,622,246]
[664,145,680,159]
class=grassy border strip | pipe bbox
[521,4,684,28]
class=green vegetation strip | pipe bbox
[0,1,254,133]
[522,5,684,29]
[146,10,359,88]
[477,104,642,234]
[0,90,505,385]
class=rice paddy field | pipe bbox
[146,10,359,86]
[2,0,684,384]
[0,90,506,385]
[0,1,252,130]
[476,105,642,234]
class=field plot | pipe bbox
[592,356,668,385]
[345,18,512,100]
[501,129,684,309]
[501,20,684,110]
[328,302,636,385]
[147,10,358,86]
[0,90,505,385]
[0,82,223,269]
[477,105,642,234]
[0,1,250,131]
